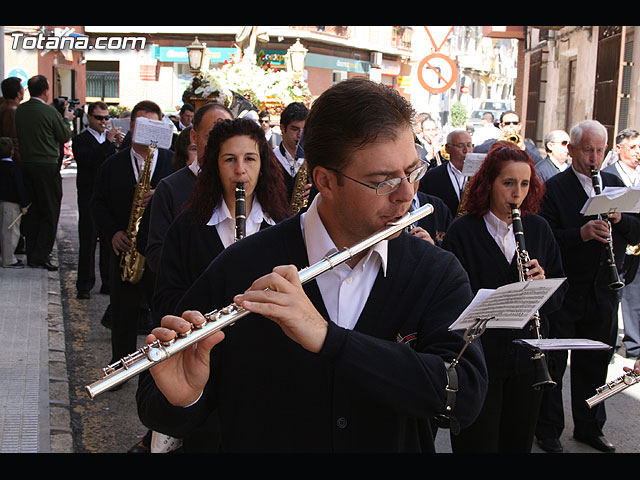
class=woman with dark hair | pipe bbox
[147,117,290,453]
[442,142,566,453]
[153,117,290,335]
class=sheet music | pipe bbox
[449,278,566,331]
[514,338,611,351]
[580,186,640,216]
[108,118,130,135]
[131,116,174,149]
[461,153,487,177]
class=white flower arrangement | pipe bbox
[192,53,311,109]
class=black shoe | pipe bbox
[573,433,615,453]
[127,439,150,453]
[3,260,24,269]
[28,261,58,271]
[77,290,91,299]
[537,437,563,453]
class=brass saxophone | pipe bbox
[120,142,156,284]
[290,160,309,215]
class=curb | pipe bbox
[46,244,74,453]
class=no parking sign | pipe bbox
[418,26,457,94]
[417,53,457,94]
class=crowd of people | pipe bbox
[1,73,640,454]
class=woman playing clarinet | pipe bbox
[148,117,290,452]
[442,142,566,453]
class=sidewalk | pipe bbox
[0,244,72,453]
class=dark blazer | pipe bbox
[418,163,460,217]
[540,167,640,292]
[91,146,174,244]
[142,165,196,272]
[602,161,640,284]
[72,129,117,198]
[535,156,563,183]
[443,212,566,377]
[415,191,453,245]
[136,214,488,453]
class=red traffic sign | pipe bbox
[417,53,458,94]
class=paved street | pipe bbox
[1,168,639,453]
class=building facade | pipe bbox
[522,26,640,151]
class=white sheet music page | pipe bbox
[580,186,640,216]
[449,278,566,331]
[132,116,174,149]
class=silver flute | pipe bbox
[85,203,434,399]
[586,371,640,408]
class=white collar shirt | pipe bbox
[300,194,388,330]
[615,161,640,187]
[273,143,304,178]
[87,127,106,144]
[447,161,467,200]
[572,165,599,197]
[130,147,157,183]
[207,196,275,248]
[483,210,516,263]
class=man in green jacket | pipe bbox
[15,75,74,271]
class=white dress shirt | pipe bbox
[614,161,640,187]
[87,127,107,144]
[572,165,599,197]
[130,147,157,183]
[207,196,275,248]
[273,144,304,178]
[447,161,467,200]
[300,194,388,330]
[483,210,516,263]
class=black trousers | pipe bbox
[76,192,110,292]
[108,251,155,364]
[20,163,62,265]
[535,284,619,440]
[450,368,543,453]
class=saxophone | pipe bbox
[290,160,309,215]
[120,142,156,284]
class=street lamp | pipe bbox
[187,37,206,75]
[286,38,308,80]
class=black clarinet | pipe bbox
[235,182,246,242]
[589,167,625,290]
[510,203,556,390]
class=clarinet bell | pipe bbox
[609,267,625,290]
[532,351,556,391]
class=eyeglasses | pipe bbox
[327,160,427,196]
[502,121,520,126]
[91,114,109,121]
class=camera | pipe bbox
[52,96,84,119]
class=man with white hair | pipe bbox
[535,120,640,453]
